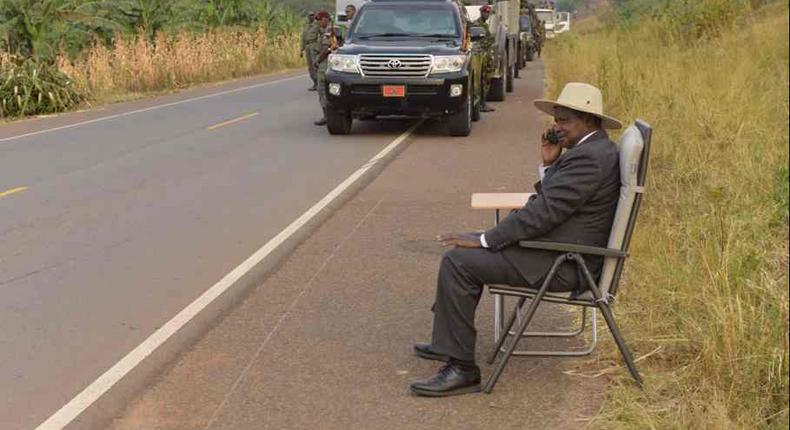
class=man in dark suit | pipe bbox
[410,83,623,397]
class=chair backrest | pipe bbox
[598,119,651,297]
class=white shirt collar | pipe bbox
[576,130,598,146]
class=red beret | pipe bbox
[315,11,330,20]
[480,5,492,13]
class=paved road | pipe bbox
[0,72,421,429]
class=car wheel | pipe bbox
[506,62,515,92]
[326,110,352,135]
[448,89,472,137]
[487,57,507,102]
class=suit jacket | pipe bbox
[483,130,620,291]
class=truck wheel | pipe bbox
[506,62,515,93]
[514,48,521,78]
[487,57,507,102]
[448,90,472,137]
[326,110,352,135]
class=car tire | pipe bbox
[326,110,352,135]
[506,62,515,92]
[448,89,472,137]
[487,57,507,102]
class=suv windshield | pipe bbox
[352,5,460,38]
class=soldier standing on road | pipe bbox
[474,4,496,113]
[536,20,545,57]
[301,12,320,91]
[312,11,335,126]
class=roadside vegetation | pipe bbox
[543,0,788,428]
[0,0,311,119]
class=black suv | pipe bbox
[324,0,486,136]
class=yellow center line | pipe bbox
[207,112,260,131]
[0,186,28,199]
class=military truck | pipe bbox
[535,6,556,39]
[554,11,570,34]
[464,0,520,101]
[324,0,487,136]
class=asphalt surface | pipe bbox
[108,61,606,430]
[0,71,427,429]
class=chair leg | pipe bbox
[483,255,567,393]
[597,303,643,386]
[572,253,644,387]
[486,296,526,365]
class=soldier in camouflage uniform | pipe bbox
[301,12,320,91]
[312,11,334,126]
[473,4,496,112]
[536,19,545,57]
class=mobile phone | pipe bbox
[546,129,560,145]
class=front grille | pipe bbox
[359,54,432,78]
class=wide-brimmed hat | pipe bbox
[534,83,622,129]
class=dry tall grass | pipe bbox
[58,29,302,100]
[544,2,789,428]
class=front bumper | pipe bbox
[324,70,470,117]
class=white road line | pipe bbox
[33,120,423,430]
[0,74,304,144]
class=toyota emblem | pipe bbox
[386,59,403,69]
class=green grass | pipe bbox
[543,1,789,428]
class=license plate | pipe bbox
[382,85,406,98]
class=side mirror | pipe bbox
[469,26,486,41]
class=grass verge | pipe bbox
[58,29,302,103]
[543,2,789,428]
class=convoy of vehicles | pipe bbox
[325,0,486,136]
[323,0,570,136]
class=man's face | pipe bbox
[553,107,596,148]
[346,7,355,19]
[319,17,330,28]
[480,11,490,21]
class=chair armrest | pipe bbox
[471,193,534,210]
[518,241,627,257]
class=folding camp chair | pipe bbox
[483,119,652,393]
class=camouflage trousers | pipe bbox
[481,50,496,93]
[305,49,318,85]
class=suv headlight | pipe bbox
[329,54,360,74]
[430,55,466,74]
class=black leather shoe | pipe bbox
[480,104,496,112]
[308,86,317,91]
[314,118,327,126]
[409,363,481,397]
[413,343,449,362]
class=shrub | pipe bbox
[0,54,85,118]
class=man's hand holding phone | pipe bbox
[541,127,562,166]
